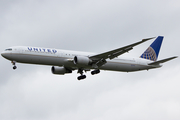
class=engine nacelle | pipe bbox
[74,56,92,66]
[51,66,72,75]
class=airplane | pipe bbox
[1,36,178,80]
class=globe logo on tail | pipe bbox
[140,47,157,61]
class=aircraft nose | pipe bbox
[1,52,5,57]
[1,51,8,58]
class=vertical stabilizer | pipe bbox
[140,36,163,61]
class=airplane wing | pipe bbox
[148,56,178,65]
[89,37,155,68]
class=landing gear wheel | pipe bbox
[91,69,100,75]
[77,69,87,80]
[13,66,17,70]
[77,75,86,80]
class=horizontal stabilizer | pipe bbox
[148,56,178,65]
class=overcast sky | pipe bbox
[0,0,180,120]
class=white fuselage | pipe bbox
[1,46,161,72]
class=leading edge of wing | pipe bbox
[89,37,156,61]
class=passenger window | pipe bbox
[5,48,12,51]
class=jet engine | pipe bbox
[74,56,92,66]
[51,66,72,75]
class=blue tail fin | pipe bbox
[140,36,163,61]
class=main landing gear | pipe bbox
[11,61,17,70]
[77,69,100,80]
[77,69,86,80]
[77,75,86,80]
[91,69,100,75]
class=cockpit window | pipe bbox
[5,48,12,51]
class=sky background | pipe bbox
[0,0,180,120]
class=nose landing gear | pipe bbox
[11,61,17,70]
[13,66,17,70]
